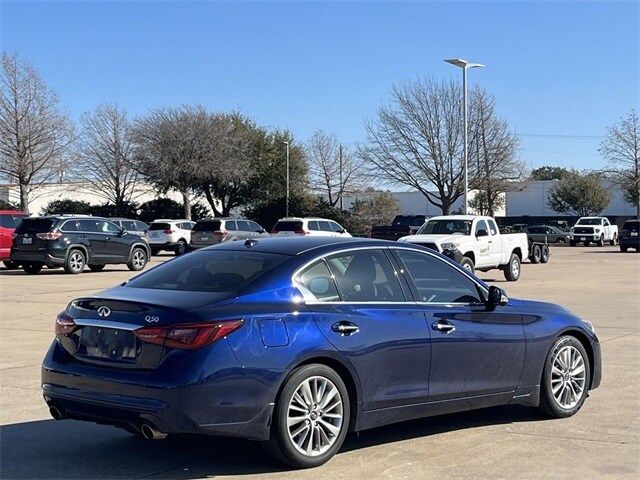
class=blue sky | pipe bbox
[2,1,638,171]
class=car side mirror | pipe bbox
[119,229,127,236]
[257,228,266,233]
[486,285,508,310]
[476,229,488,237]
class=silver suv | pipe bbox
[190,218,268,249]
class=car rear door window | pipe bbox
[226,221,238,231]
[79,220,100,232]
[296,260,340,302]
[325,249,405,302]
[395,249,482,304]
[319,221,334,232]
[236,220,252,232]
[96,220,120,233]
[307,221,320,231]
[61,220,80,232]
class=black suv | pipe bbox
[619,219,639,252]
[10,216,151,274]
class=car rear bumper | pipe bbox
[619,237,640,247]
[11,251,65,265]
[41,340,274,440]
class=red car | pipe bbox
[0,210,29,269]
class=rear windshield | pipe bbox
[393,216,425,226]
[14,218,55,234]
[126,250,289,292]
[622,220,639,232]
[193,220,221,232]
[149,223,171,231]
[273,221,303,231]
[0,213,28,229]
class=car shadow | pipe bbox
[0,406,544,479]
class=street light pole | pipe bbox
[339,144,344,210]
[445,58,484,215]
[284,141,290,217]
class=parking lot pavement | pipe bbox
[1,247,638,479]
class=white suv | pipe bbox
[145,219,195,255]
[271,217,351,237]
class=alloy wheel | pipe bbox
[287,376,344,457]
[551,345,586,409]
[132,250,146,269]
[69,252,84,272]
[511,258,519,277]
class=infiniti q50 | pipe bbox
[42,237,601,468]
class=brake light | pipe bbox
[55,313,77,335]
[213,230,228,236]
[163,228,174,234]
[134,320,244,350]
[294,228,310,235]
[36,232,62,240]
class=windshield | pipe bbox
[576,218,601,226]
[622,220,639,232]
[417,219,472,235]
[392,216,425,227]
[126,250,289,292]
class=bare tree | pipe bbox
[306,130,367,207]
[0,52,73,213]
[468,88,524,216]
[599,109,640,217]
[130,106,234,219]
[76,103,138,209]
[358,78,464,214]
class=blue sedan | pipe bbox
[42,237,601,468]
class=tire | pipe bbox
[270,364,350,469]
[22,262,43,274]
[88,264,106,272]
[127,247,148,271]
[458,256,475,275]
[538,336,590,418]
[596,235,604,247]
[557,238,566,244]
[620,245,628,252]
[64,249,86,274]
[3,260,20,270]
[569,240,576,247]
[531,244,542,264]
[174,239,187,256]
[610,235,617,246]
[503,253,521,281]
[583,241,590,246]
[540,245,550,263]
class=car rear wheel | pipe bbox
[174,240,187,255]
[538,336,590,418]
[3,260,20,270]
[270,364,350,469]
[569,240,576,246]
[459,256,475,274]
[127,247,148,271]
[88,264,106,272]
[610,235,617,246]
[22,262,43,274]
[531,244,542,263]
[64,249,86,274]
[540,245,550,263]
[503,253,521,281]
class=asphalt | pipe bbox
[0,246,638,479]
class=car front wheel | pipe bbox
[538,336,590,418]
[270,364,350,469]
[459,256,475,274]
[503,253,521,281]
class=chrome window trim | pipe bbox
[292,245,488,306]
[73,318,141,331]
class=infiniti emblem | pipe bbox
[97,306,111,317]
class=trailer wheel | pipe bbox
[531,244,542,263]
[540,245,550,263]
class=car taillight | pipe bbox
[294,228,310,235]
[55,313,77,335]
[163,228,174,234]
[213,230,228,236]
[134,320,244,350]
[36,232,62,240]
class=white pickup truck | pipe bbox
[398,215,529,281]
[569,217,618,246]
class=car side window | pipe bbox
[226,221,237,231]
[136,221,149,231]
[97,220,120,233]
[61,220,79,232]
[325,249,405,302]
[296,260,340,302]
[239,220,253,231]
[307,221,320,231]
[603,219,610,226]
[319,221,333,232]
[474,220,488,235]
[395,249,483,304]
[122,221,136,230]
[487,219,498,235]
[79,220,99,232]
[249,221,263,232]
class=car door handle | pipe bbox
[331,321,359,335]
[432,319,455,334]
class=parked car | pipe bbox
[569,217,618,246]
[144,219,195,255]
[190,217,268,250]
[10,216,150,274]
[525,225,570,244]
[398,215,529,281]
[271,217,351,237]
[369,215,428,241]
[0,210,29,269]
[42,237,601,468]
[110,218,149,237]
[619,219,639,252]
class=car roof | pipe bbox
[428,215,478,221]
[152,219,192,223]
[277,217,338,222]
[196,217,249,221]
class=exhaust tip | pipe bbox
[49,406,65,420]
[140,423,168,440]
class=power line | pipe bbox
[522,148,600,156]
[516,133,603,139]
